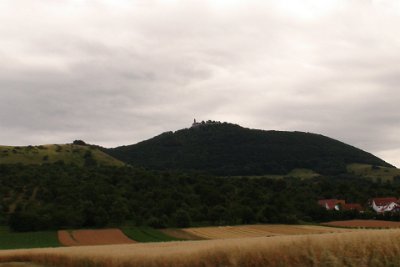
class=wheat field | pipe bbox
[182,224,353,239]
[1,229,400,267]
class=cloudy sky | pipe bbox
[1,0,400,166]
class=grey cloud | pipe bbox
[0,0,399,167]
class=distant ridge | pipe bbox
[107,122,393,175]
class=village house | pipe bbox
[318,199,364,212]
[370,197,400,213]
[341,203,363,212]
[318,197,400,213]
[318,199,346,211]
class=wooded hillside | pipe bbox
[107,123,392,175]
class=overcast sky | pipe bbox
[1,0,399,167]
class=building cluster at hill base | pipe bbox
[318,197,400,213]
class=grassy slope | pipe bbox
[287,168,320,179]
[230,165,400,181]
[228,168,321,180]
[0,144,123,167]
[121,227,182,242]
[347,163,400,182]
[0,227,60,250]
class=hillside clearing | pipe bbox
[226,168,320,180]
[347,163,400,182]
[0,229,400,267]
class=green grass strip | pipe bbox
[0,227,60,250]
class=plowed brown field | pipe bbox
[181,224,353,239]
[58,229,135,246]
[0,263,45,267]
[322,219,400,228]
[58,231,79,246]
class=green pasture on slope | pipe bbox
[347,163,400,182]
[0,144,123,167]
[226,168,320,180]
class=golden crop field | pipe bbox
[1,229,400,267]
[181,224,353,239]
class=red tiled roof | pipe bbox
[372,197,398,206]
[318,199,345,210]
[342,203,363,211]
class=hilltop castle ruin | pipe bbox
[191,119,221,128]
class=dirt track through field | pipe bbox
[58,229,135,246]
[322,219,400,228]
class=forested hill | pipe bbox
[107,122,393,175]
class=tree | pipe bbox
[109,200,129,224]
[209,205,227,225]
[73,140,87,146]
[174,209,191,228]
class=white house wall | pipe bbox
[373,201,400,213]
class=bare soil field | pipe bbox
[58,229,135,246]
[0,263,45,267]
[180,224,353,239]
[57,231,79,246]
[322,219,400,228]
[1,229,400,267]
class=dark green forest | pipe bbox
[1,123,398,232]
[2,163,400,232]
[107,123,392,175]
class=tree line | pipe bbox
[1,163,400,231]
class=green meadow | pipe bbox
[347,163,400,182]
[0,227,60,250]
